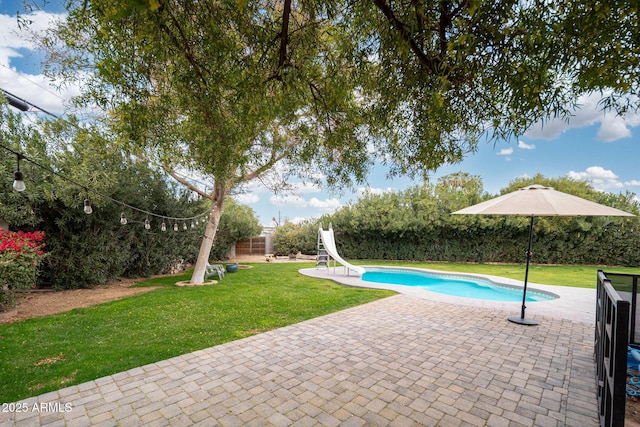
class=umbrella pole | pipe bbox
[508,216,539,326]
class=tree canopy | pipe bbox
[35,0,639,282]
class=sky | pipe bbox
[2,1,640,227]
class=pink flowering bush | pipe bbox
[0,230,47,309]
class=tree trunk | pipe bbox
[190,182,227,284]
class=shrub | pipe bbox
[272,220,319,256]
[0,230,47,309]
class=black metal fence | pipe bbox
[603,271,640,343]
[595,270,638,427]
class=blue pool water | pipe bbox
[362,269,557,302]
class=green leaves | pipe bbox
[273,174,640,266]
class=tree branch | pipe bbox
[278,0,292,72]
[239,129,292,184]
[161,164,212,199]
[373,0,438,73]
[439,1,452,57]
[154,3,208,87]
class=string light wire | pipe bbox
[0,141,210,223]
[0,88,210,225]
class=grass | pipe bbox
[0,262,394,403]
[1,259,638,403]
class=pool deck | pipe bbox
[1,266,599,426]
[301,266,597,325]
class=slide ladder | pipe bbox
[317,224,365,276]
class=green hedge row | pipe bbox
[274,176,640,267]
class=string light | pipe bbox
[161,219,167,231]
[13,153,25,192]
[2,144,209,228]
[144,218,151,230]
[3,91,213,230]
[2,89,30,112]
[173,222,179,232]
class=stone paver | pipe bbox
[0,279,598,426]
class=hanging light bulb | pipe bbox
[144,218,151,230]
[120,212,127,225]
[182,222,187,231]
[161,220,167,232]
[173,223,178,232]
[83,199,93,214]
[190,221,194,229]
[12,154,25,192]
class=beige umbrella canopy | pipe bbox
[453,184,635,325]
[453,184,636,217]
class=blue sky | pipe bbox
[2,1,639,226]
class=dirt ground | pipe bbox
[0,255,299,324]
[0,277,157,324]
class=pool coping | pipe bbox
[300,266,596,325]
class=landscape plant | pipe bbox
[274,174,640,266]
[0,230,47,309]
[1,105,268,288]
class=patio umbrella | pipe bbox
[452,184,634,325]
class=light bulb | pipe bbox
[190,221,194,229]
[182,222,187,230]
[83,199,93,214]
[120,212,127,225]
[144,219,151,230]
[13,170,25,192]
[161,221,166,232]
[173,223,178,232]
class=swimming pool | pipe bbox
[361,268,558,302]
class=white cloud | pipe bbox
[1,11,81,115]
[566,166,624,190]
[518,141,536,150]
[624,180,640,187]
[233,193,259,204]
[525,92,640,142]
[290,181,322,194]
[357,186,394,196]
[288,217,309,224]
[596,116,632,142]
[268,194,341,213]
[497,148,513,156]
[269,194,307,208]
[309,197,341,212]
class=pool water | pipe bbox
[361,269,557,302]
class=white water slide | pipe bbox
[318,225,366,276]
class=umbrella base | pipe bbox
[507,315,539,326]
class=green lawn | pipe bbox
[0,262,393,403]
[1,260,637,403]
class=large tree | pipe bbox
[37,0,638,283]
